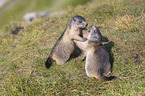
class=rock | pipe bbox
[23,11,65,23]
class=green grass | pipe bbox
[0,0,145,95]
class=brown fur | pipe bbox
[45,15,88,68]
[74,26,114,80]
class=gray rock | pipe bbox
[23,11,65,23]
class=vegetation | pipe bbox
[0,0,145,95]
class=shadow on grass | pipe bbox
[102,36,109,42]
[104,40,114,72]
[102,37,116,80]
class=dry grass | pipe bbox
[115,14,144,32]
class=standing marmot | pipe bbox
[74,26,114,80]
[45,15,88,68]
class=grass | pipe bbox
[0,0,145,95]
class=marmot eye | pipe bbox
[79,21,82,23]
[73,18,76,21]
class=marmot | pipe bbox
[74,26,114,80]
[45,15,88,68]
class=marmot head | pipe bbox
[88,26,102,43]
[70,15,88,29]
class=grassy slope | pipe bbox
[0,0,145,95]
